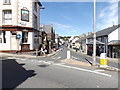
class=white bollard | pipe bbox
[67,50,70,59]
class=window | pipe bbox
[33,14,37,29]
[34,2,37,12]
[3,10,12,25]
[0,31,2,43]
[11,31,17,35]
[3,31,6,43]
[0,31,6,43]
[22,32,28,43]
[3,0,11,4]
[0,38,2,43]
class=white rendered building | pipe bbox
[0,0,42,52]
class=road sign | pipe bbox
[16,34,22,39]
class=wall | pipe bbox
[108,28,119,42]
[0,31,11,50]
[0,0,40,30]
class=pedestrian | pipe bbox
[38,44,42,56]
[76,48,78,52]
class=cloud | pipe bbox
[49,21,81,36]
[97,2,118,30]
[62,15,72,20]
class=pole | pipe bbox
[93,0,96,65]
[67,50,70,59]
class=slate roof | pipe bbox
[41,25,53,34]
[87,24,120,39]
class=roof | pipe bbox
[87,40,105,45]
[87,24,120,39]
[41,25,53,34]
[108,40,120,45]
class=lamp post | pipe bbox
[93,0,96,66]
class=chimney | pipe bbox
[82,33,86,37]
[88,32,92,35]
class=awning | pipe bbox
[108,40,120,45]
[87,40,105,45]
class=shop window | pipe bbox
[22,32,28,43]
[0,38,2,43]
[0,31,2,43]
[0,31,6,43]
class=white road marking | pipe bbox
[47,61,54,64]
[97,86,100,88]
[20,59,26,60]
[53,64,111,77]
[7,57,15,59]
[52,56,61,59]
[15,57,21,59]
[72,56,79,60]
[94,70,105,72]
[57,57,61,59]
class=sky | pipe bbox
[40,1,118,36]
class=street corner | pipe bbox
[60,59,92,67]
[46,49,60,57]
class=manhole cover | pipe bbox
[38,64,49,67]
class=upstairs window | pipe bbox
[3,10,12,25]
[34,2,37,12]
[33,14,37,29]
[3,0,11,4]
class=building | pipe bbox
[108,25,120,58]
[86,25,120,58]
[40,24,55,53]
[0,0,42,52]
[55,34,60,48]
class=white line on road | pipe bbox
[53,64,112,77]
[94,70,105,72]
[52,57,61,60]
[97,86,100,88]
[20,59,26,60]
[72,56,79,60]
[57,57,61,59]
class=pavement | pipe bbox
[68,47,119,71]
[69,47,119,63]
[0,49,60,59]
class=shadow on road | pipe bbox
[2,59,36,89]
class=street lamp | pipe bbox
[93,0,96,66]
[40,6,45,9]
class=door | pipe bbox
[11,36,18,50]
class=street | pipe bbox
[2,44,119,89]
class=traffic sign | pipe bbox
[16,34,22,39]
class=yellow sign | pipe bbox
[100,59,108,65]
